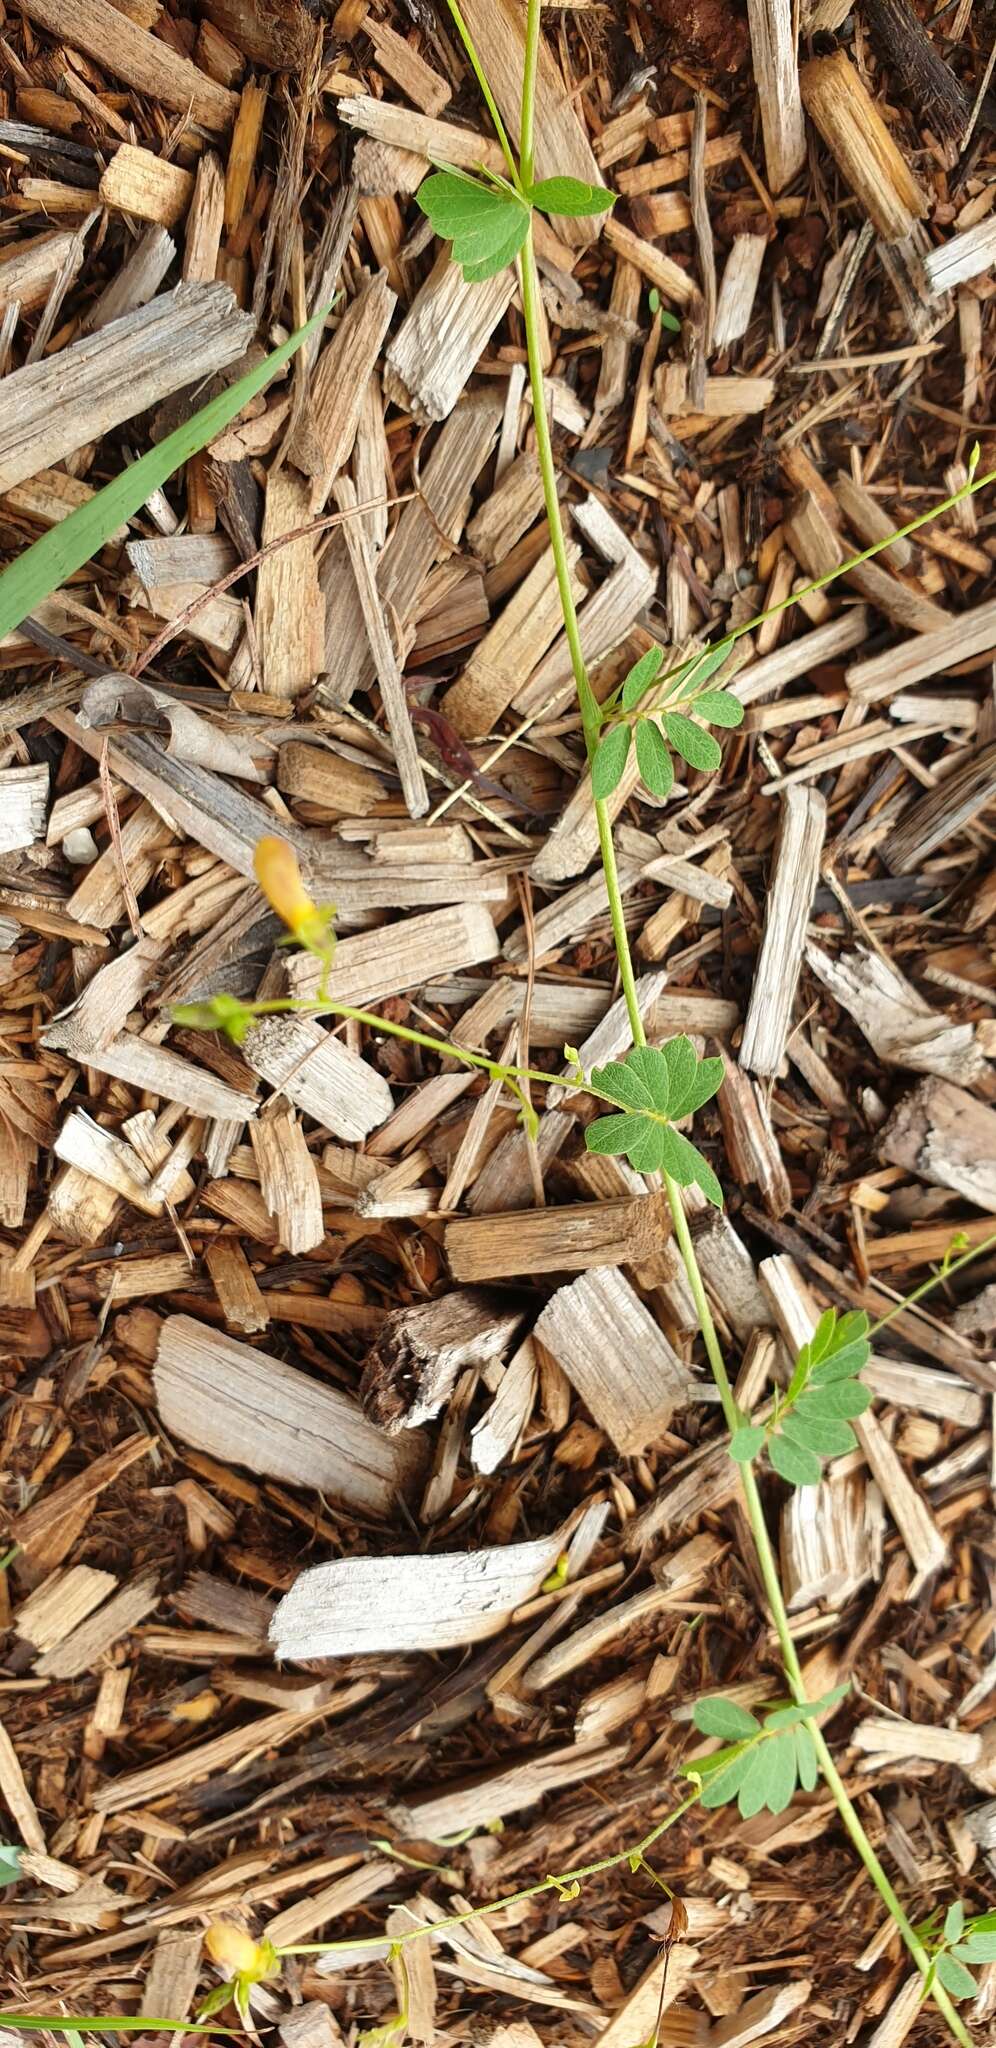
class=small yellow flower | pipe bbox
[203,1923,265,1976]
[253,836,336,958]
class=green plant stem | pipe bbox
[438,0,518,182]
[512,8,971,2038]
[280,1788,700,1956]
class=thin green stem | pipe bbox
[519,0,540,187]
[867,1225,996,1339]
[279,1788,700,1955]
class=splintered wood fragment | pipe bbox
[90,1699,336,1814]
[319,390,501,704]
[716,1053,792,1215]
[441,542,581,738]
[334,475,427,816]
[881,742,996,873]
[384,251,516,424]
[205,1238,269,1334]
[360,1288,523,1432]
[337,95,506,180]
[712,233,768,348]
[596,1949,700,2048]
[733,606,870,708]
[467,450,545,566]
[833,472,913,569]
[0,1721,45,1851]
[35,1573,160,1679]
[800,53,927,242]
[746,0,805,192]
[271,1532,563,1660]
[140,1932,203,2027]
[12,1434,152,1567]
[365,16,451,114]
[523,1550,714,1691]
[0,284,253,494]
[847,595,996,702]
[806,942,986,1085]
[446,1194,670,1283]
[155,1317,425,1518]
[453,0,602,246]
[785,490,948,636]
[15,1567,116,1651]
[250,1111,324,1255]
[277,740,382,816]
[0,765,48,854]
[16,0,238,130]
[290,270,395,504]
[603,218,695,304]
[290,904,499,1008]
[923,214,996,296]
[881,1079,996,1208]
[740,784,826,1077]
[781,1471,883,1610]
[255,469,324,699]
[388,1740,628,1841]
[242,1014,392,1140]
[99,146,193,228]
[0,230,88,314]
[708,1981,812,2048]
[851,1714,990,1781]
[534,1267,692,1453]
[514,500,655,722]
[182,150,224,281]
[470,1335,537,1473]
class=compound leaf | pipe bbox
[621,644,665,711]
[591,721,632,798]
[663,711,722,773]
[693,1698,761,1742]
[634,717,674,798]
[584,1043,723,1201]
[418,168,528,280]
[528,175,615,216]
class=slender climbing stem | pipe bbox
[512,5,971,2038]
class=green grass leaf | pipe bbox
[634,717,674,798]
[663,711,722,773]
[693,1698,761,1741]
[621,644,665,711]
[418,168,529,280]
[694,689,744,728]
[769,1431,822,1488]
[935,1954,978,2000]
[528,176,615,216]
[0,305,329,646]
[591,722,632,798]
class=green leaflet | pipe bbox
[621,644,665,711]
[692,1698,761,1742]
[527,175,615,216]
[418,168,529,281]
[694,689,744,727]
[935,1954,978,2000]
[591,722,632,797]
[663,711,722,773]
[635,717,674,798]
[0,1845,21,1888]
[584,1040,724,1205]
[0,304,330,645]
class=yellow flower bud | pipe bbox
[203,1923,264,1976]
[253,836,317,940]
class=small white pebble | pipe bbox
[62,827,99,866]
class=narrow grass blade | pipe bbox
[0,304,328,645]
